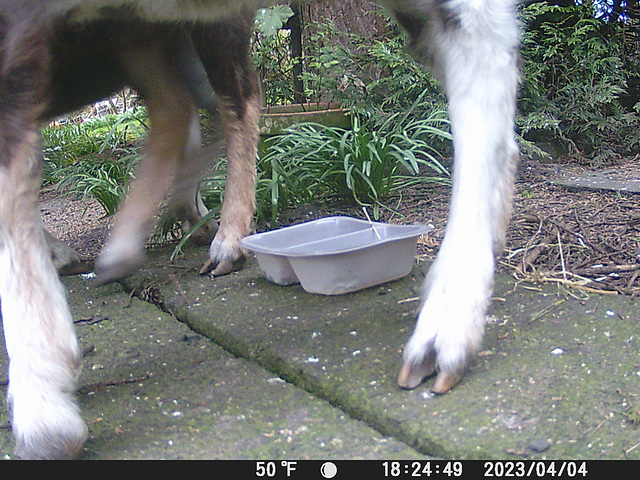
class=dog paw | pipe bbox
[94,244,144,284]
[398,272,487,393]
[187,222,216,246]
[397,348,436,390]
[43,230,92,275]
[199,254,246,276]
[398,335,468,394]
[10,382,87,459]
[180,214,217,247]
[199,235,246,276]
[398,352,464,394]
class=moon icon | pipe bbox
[320,461,338,479]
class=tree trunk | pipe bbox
[286,5,305,103]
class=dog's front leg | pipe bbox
[190,19,261,277]
[396,0,520,393]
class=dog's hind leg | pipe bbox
[163,32,222,247]
[162,108,220,247]
[95,39,199,283]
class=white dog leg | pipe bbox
[0,131,87,459]
[95,43,198,283]
[396,0,520,392]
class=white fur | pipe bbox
[401,0,520,381]
[0,133,87,459]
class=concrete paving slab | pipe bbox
[0,266,426,460]
[1,243,639,460]
[552,170,640,193]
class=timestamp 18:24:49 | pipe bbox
[382,461,463,477]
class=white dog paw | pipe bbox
[10,389,87,459]
[398,270,488,393]
[94,243,144,284]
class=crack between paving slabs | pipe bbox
[115,277,448,458]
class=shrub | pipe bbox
[43,108,147,214]
[518,1,640,162]
[53,153,139,216]
[300,20,446,121]
[252,6,297,106]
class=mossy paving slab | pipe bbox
[0,270,424,460]
[552,171,640,193]
[2,244,638,460]
[121,245,639,460]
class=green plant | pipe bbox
[43,109,147,179]
[518,1,640,162]
[251,6,297,106]
[43,107,147,214]
[301,20,446,120]
[254,5,295,36]
[54,153,139,215]
[256,97,451,224]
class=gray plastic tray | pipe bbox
[240,216,432,295]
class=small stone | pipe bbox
[528,439,551,453]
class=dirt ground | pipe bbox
[40,153,640,296]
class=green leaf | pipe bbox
[254,5,294,36]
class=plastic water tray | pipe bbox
[240,216,431,295]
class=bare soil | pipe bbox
[40,187,112,260]
[40,154,640,296]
